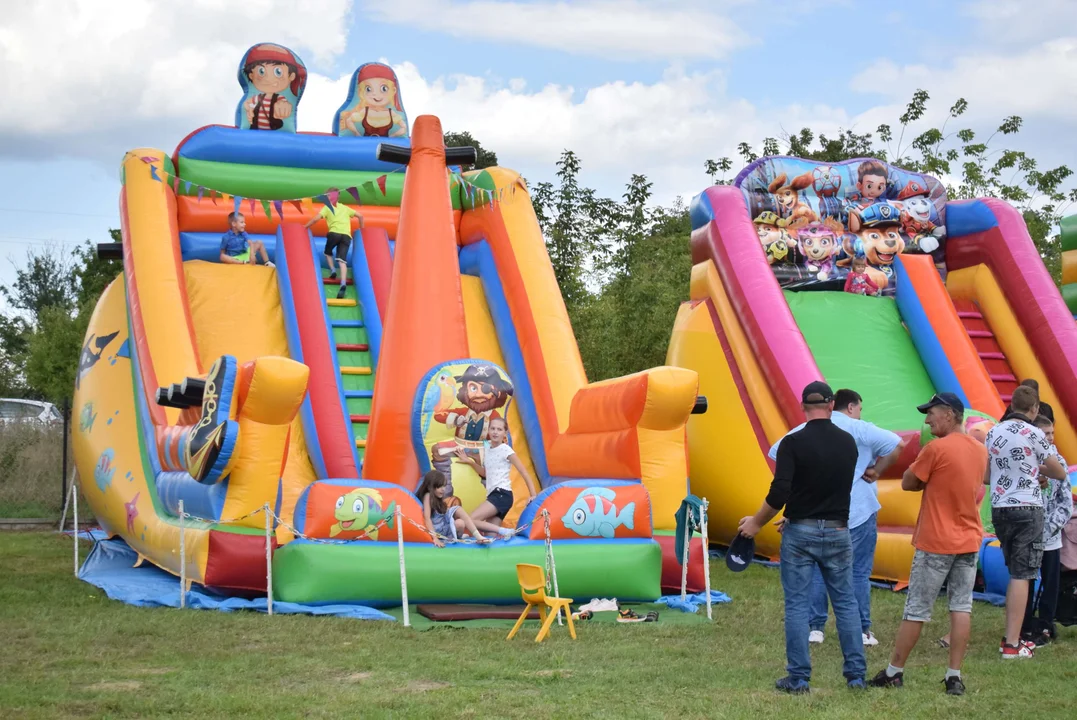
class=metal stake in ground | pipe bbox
[264,503,274,616]
[701,498,712,620]
[179,500,186,609]
[397,505,410,627]
[72,478,79,577]
[542,510,562,626]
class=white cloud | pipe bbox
[357,0,752,60]
[311,61,853,203]
[961,0,1076,45]
[0,0,352,144]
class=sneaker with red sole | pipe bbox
[999,637,1035,654]
[1000,641,1034,659]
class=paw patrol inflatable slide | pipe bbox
[73,45,698,608]
[669,156,1077,584]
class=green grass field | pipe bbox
[2,532,1076,719]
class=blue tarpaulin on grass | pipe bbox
[657,590,732,614]
[77,535,394,621]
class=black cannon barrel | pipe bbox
[375,144,478,166]
[97,243,123,260]
[180,377,206,400]
[155,387,187,409]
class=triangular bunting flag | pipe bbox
[273,200,285,222]
[247,197,256,215]
[301,197,313,212]
[315,194,330,209]
[346,186,361,204]
[289,199,303,214]
[261,199,272,220]
[149,165,162,182]
[172,176,180,194]
[184,180,192,194]
[376,175,387,196]
[197,186,204,202]
[210,189,218,205]
[234,195,243,214]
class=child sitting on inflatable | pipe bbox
[219,212,273,267]
[417,470,504,546]
[843,256,880,297]
[454,417,537,527]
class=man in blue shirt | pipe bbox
[219,212,273,266]
[769,388,906,647]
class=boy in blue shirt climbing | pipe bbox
[219,212,273,266]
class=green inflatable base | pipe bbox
[1061,283,1077,315]
[273,538,661,607]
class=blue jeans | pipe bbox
[809,513,877,633]
[780,520,867,683]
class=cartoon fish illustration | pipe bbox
[94,449,116,493]
[561,487,635,539]
[330,488,396,539]
[79,402,97,432]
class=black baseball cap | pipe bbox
[917,392,964,415]
[801,381,834,404]
[726,533,756,573]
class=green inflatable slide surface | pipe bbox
[783,290,937,431]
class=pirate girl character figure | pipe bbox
[334,62,409,138]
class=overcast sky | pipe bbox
[1,0,1075,293]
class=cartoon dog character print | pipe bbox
[845,202,905,286]
[895,183,945,253]
[796,218,843,281]
[753,211,796,265]
[768,171,818,229]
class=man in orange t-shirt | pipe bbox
[870,393,988,696]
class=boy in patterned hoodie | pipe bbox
[1022,415,1075,645]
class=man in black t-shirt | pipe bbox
[738,381,866,693]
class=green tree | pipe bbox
[532,150,616,313]
[443,130,498,170]
[1,234,122,403]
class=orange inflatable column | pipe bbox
[363,115,469,488]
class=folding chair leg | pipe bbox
[535,606,558,642]
[507,605,531,640]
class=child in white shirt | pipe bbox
[454,417,537,526]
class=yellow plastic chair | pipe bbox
[506,563,577,642]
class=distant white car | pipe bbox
[0,398,63,425]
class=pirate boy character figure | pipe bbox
[236,43,307,132]
[429,364,514,474]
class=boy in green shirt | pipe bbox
[305,188,364,298]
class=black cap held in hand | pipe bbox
[726,533,756,573]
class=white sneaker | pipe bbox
[265,261,276,268]
[862,632,879,647]
[809,630,824,644]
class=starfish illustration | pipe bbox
[125,492,140,532]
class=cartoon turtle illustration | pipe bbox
[330,488,396,539]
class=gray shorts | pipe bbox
[992,505,1044,580]
[902,549,978,622]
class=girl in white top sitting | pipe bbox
[454,417,537,527]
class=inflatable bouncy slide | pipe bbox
[669,156,1077,586]
[73,44,700,608]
